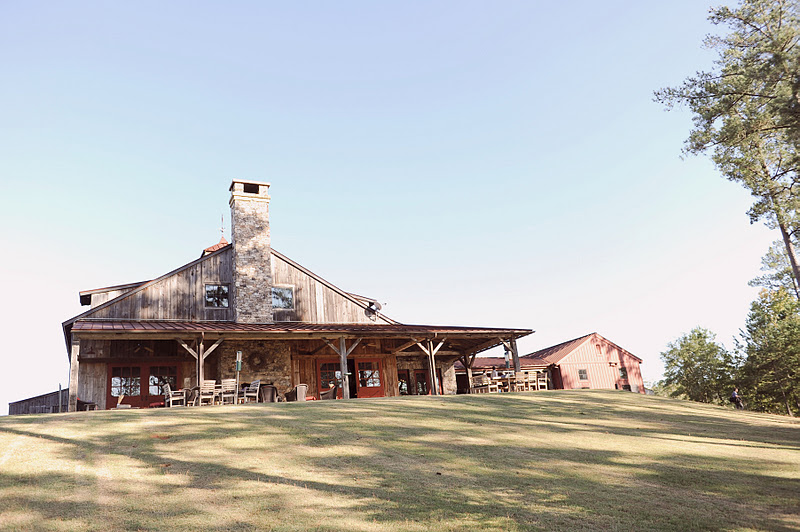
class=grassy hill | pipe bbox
[1,390,798,531]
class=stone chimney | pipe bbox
[229,180,273,323]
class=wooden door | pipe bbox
[414,369,430,395]
[108,364,179,409]
[355,359,384,398]
[317,359,344,398]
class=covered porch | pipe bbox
[65,320,532,411]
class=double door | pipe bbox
[108,364,179,408]
[317,358,385,398]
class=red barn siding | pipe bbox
[557,337,644,393]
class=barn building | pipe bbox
[59,181,532,411]
[455,333,645,393]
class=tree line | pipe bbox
[654,0,800,416]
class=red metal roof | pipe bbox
[520,333,594,365]
[202,236,229,256]
[454,356,551,370]
[71,320,531,337]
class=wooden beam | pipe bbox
[323,338,340,355]
[339,337,350,400]
[198,339,205,385]
[202,338,224,361]
[305,342,332,356]
[68,334,80,412]
[463,337,505,357]
[345,338,362,356]
[510,337,521,373]
[392,339,418,354]
[176,339,198,359]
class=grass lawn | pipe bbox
[1,390,799,531]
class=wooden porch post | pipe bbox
[414,338,445,396]
[339,337,350,400]
[198,340,205,385]
[68,334,80,412]
[324,337,361,400]
[460,353,477,391]
[510,337,520,373]
[500,337,521,373]
[428,340,439,396]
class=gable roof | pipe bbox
[521,333,594,365]
[521,332,642,365]
[62,243,400,351]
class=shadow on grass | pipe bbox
[0,391,798,531]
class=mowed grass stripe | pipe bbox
[0,390,798,531]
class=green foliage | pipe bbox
[661,329,735,404]
[661,327,736,405]
[739,288,800,415]
[750,239,800,296]
[655,0,800,287]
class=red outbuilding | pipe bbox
[522,332,644,393]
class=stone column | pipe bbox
[229,180,273,323]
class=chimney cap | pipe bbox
[229,179,271,191]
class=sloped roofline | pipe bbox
[270,248,398,325]
[79,281,148,297]
[521,332,643,365]
[63,243,399,353]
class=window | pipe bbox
[358,361,381,387]
[618,367,628,379]
[111,367,141,397]
[578,369,588,381]
[205,284,229,308]
[271,286,294,310]
[149,366,177,395]
[319,362,342,389]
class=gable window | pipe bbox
[205,284,229,308]
[271,286,294,310]
[618,367,628,379]
[578,369,588,381]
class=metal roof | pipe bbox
[521,332,642,365]
[72,320,531,336]
[70,319,532,357]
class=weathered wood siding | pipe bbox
[9,389,69,415]
[89,287,139,308]
[88,249,233,321]
[271,253,382,324]
[558,336,645,393]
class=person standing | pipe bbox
[730,388,744,410]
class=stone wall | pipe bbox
[215,340,292,396]
[396,354,457,395]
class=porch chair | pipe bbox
[536,371,549,390]
[162,382,186,407]
[198,380,218,405]
[319,384,338,400]
[285,384,308,402]
[470,374,499,394]
[514,372,530,392]
[219,378,238,405]
[240,380,261,403]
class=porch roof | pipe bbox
[70,319,532,356]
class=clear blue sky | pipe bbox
[0,1,776,414]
